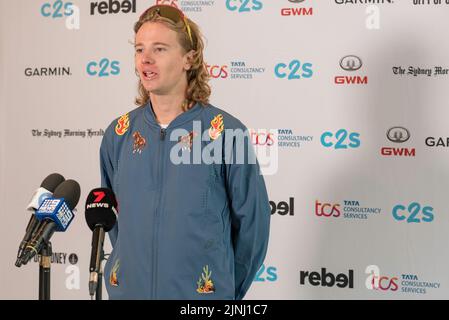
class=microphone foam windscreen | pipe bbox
[53,179,81,210]
[40,173,65,192]
[85,188,117,232]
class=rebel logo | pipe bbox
[90,0,136,15]
[270,198,294,216]
[300,268,354,289]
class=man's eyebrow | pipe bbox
[134,42,170,47]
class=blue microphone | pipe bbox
[20,179,81,265]
[15,173,65,267]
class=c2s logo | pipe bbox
[254,264,277,282]
[275,60,313,80]
[41,0,74,18]
[87,59,120,77]
[226,0,263,12]
[321,129,361,149]
[392,202,434,223]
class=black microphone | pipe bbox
[15,173,65,267]
[85,188,117,298]
[20,179,81,265]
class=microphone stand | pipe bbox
[95,249,104,300]
[39,241,52,300]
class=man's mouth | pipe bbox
[142,71,157,80]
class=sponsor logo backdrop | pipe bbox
[1,0,449,299]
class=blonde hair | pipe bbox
[134,10,211,110]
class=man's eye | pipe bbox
[135,48,143,53]
[155,47,166,52]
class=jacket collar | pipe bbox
[143,100,204,129]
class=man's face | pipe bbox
[135,22,191,96]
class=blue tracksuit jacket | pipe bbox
[99,102,270,299]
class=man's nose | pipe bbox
[142,50,155,64]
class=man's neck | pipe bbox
[150,94,185,125]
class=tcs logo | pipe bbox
[226,0,263,12]
[392,202,434,223]
[41,0,74,18]
[275,60,313,80]
[206,65,228,79]
[321,129,361,149]
[315,200,340,217]
[250,130,274,146]
[87,58,120,77]
[365,265,398,291]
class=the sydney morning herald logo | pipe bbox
[32,252,79,265]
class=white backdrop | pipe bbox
[1,0,449,299]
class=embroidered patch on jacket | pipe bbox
[196,265,215,294]
[132,131,146,154]
[115,113,130,136]
[178,131,198,152]
[208,114,224,140]
[110,259,120,287]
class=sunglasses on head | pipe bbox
[139,5,194,47]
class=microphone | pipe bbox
[20,179,81,265]
[85,188,117,298]
[15,173,65,267]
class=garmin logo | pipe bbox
[25,67,71,77]
[335,0,393,4]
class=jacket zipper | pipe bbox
[152,127,166,299]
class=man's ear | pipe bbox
[184,50,195,71]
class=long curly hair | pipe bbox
[134,9,211,110]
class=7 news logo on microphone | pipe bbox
[85,188,118,298]
[86,190,115,210]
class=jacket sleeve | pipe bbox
[99,127,119,247]
[224,127,271,300]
